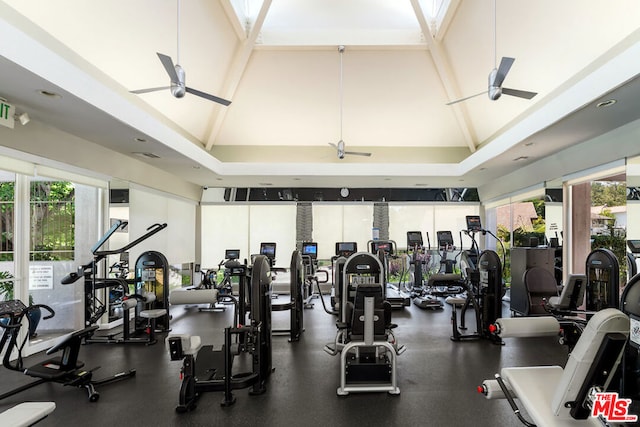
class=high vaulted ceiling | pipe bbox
[0,0,640,198]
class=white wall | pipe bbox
[128,186,196,265]
[389,203,480,250]
[312,204,374,259]
[201,205,249,267]
[201,204,297,269]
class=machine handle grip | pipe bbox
[29,304,55,320]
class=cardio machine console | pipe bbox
[436,231,454,249]
[627,240,640,254]
[302,242,318,259]
[370,240,394,256]
[466,215,482,232]
[335,242,357,258]
[406,231,423,248]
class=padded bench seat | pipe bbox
[501,366,600,427]
[0,402,56,427]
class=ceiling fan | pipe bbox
[131,0,231,107]
[446,0,537,106]
[329,46,371,159]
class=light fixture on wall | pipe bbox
[15,112,30,125]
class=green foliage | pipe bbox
[0,271,33,304]
[591,181,626,207]
[591,222,627,284]
[30,181,75,261]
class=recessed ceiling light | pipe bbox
[479,167,487,171]
[192,165,200,169]
[293,178,301,181]
[596,99,617,108]
[259,182,272,186]
[132,152,160,159]
[415,183,429,187]
[513,156,529,161]
[216,178,223,181]
[37,89,61,99]
[384,178,392,181]
[524,142,534,147]
[133,137,147,143]
[596,99,618,108]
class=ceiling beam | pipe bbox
[205,0,272,150]
[432,0,461,41]
[219,0,248,41]
[410,0,477,153]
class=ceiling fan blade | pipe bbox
[446,90,488,105]
[157,52,180,83]
[130,86,171,95]
[185,87,232,106]
[344,151,372,157]
[502,88,538,100]
[494,57,515,87]
[328,142,338,148]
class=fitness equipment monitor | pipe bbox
[225,249,240,260]
[370,240,394,256]
[302,242,318,259]
[335,242,357,257]
[260,243,276,260]
[436,231,454,248]
[627,240,640,254]
[406,231,423,247]
[466,215,482,232]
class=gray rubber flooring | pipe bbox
[0,296,570,426]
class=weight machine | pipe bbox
[166,255,273,411]
[0,300,135,402]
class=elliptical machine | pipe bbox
[408,231,444,310]
[369,240,410,308]
[450,215,504,344]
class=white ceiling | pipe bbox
[0,0,640,197]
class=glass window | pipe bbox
[0,173,15,304]
[29,180,75,261]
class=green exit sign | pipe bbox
[0,100,15,129]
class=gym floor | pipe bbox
[0,296,568,427]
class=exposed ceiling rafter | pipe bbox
[410,0,477,153]
[431,0,461,41]
[219,0,248,41]
[205,0,272,150]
